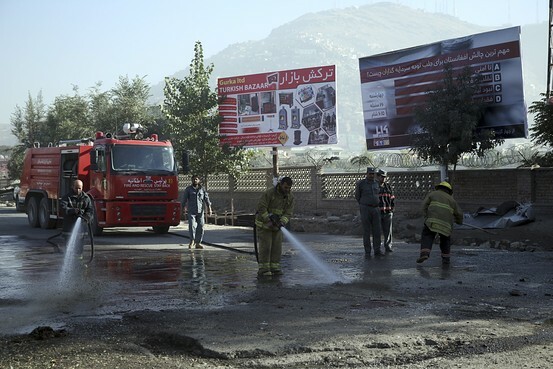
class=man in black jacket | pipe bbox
[60,179,93,254]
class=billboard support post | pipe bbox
[440,165,447,182]
[272,146,279,183]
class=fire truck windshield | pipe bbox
[111,145,176,174]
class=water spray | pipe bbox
[46,215,95,265]
[280,227,342,284]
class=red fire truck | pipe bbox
[16,124,181,235]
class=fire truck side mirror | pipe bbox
[90,150,98,171]
[182,151,190,174]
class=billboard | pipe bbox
[359,27,527,150]
[217,65,337,148]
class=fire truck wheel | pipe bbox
[152,225,170,234]
[39,198,57,229]
[27,197,40,228]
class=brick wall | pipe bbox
[181,167,553,217]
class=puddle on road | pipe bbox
[0,234,428,335]
[0,237,343,333]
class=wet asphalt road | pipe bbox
[1,205,552,337]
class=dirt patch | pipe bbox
[2,279,552,368]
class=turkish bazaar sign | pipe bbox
[358,27,527,150]
[218,65,337,147]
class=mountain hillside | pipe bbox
[150,2,547,152]
[2,3,546,149]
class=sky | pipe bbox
[0,0,548,131]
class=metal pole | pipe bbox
[546,0,553,99]
[462,223,497,235]
[231,198,234,226]
[440,164,447,182]
[272,146,279,183]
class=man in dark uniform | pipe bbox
[355,167,382,256]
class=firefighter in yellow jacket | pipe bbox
[417,181,463,265]
[255,176,295,277]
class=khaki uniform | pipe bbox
[419,188,463,261]
[255,185,295,274]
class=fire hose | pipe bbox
[82,215,95,264]
[253,223,258,262]
[461,223,498,235]
[46,215,95,265]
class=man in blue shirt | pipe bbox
[182,175,212,249]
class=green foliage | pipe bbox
[88,83,114,134]
[110,76,153,133]
[162,41,251,186]
[350,154,375,173]
[528,93,553,147]
[10,92,46,147]
[8,76,158,181]
[146,105,169,139]
[7,145,25,181]
[46,86,95,144]
[88,76,154,135]
[0,145,17,181]
[412,64,504,176]
[518,150,553,168]
[8,92,47,179]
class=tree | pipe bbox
[350,154,375,173]
[110,75,153,134]
[45,86,94,144]
[86,77,154,136]
[8,92,47,180]
[7,77,158,181]
[528,93,553,147]
[411,64,504,181]
[162,41,251,187]
[521,93,553,167]
[88,82,114,134]
[6,145,25,181]
[11,91,46,147]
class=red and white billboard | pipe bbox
[217,65,337,147]
[359,27,527,150]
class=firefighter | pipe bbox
[417,181,463,265]
[59,179,93,255]
[377,169,395,253]
[255,176,295,277]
